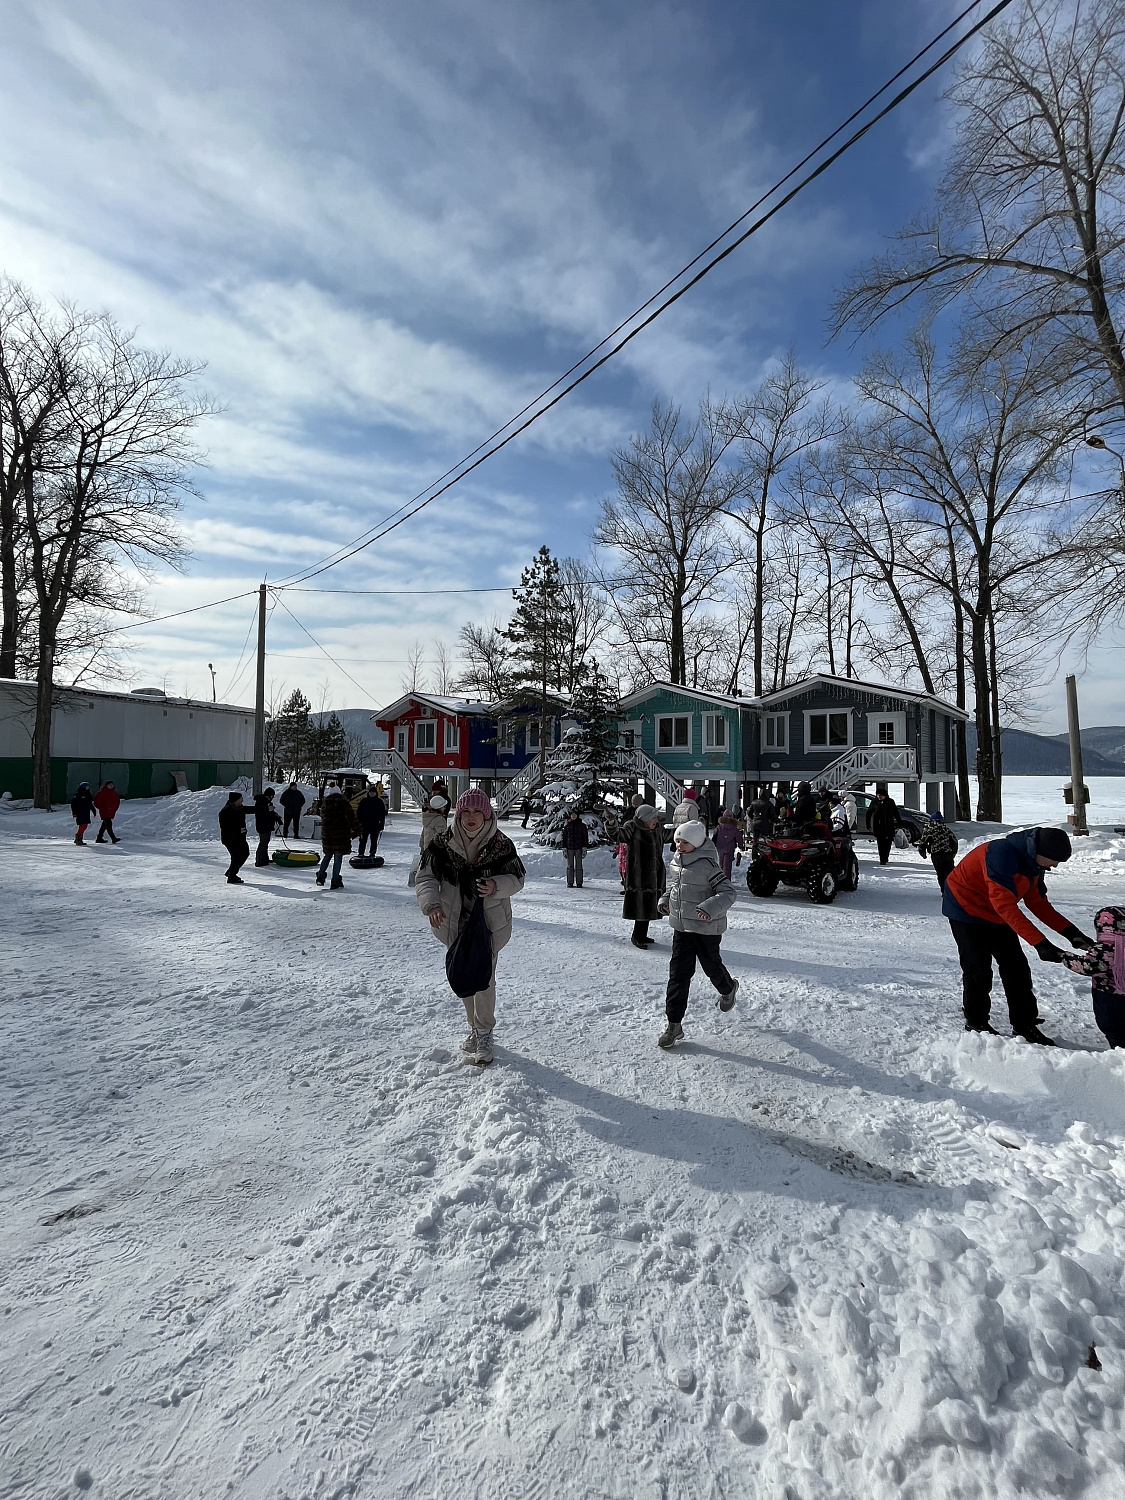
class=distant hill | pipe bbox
[1048,726,1125,766]
[966,725,1125,775]
[310,708,388,755]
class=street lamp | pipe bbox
[208,663,217,702]
[1082,417,1125,493]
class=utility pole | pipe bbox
[1065,674,1088,836]
[253,583,267,797]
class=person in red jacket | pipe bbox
[942,827,1094,1044]
[93,780,121,844]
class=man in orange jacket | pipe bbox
[942,827,1093,1045]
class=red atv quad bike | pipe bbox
[746,823,860,905]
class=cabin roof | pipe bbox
[749,673,970,721]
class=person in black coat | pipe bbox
[356,785,388,858]
[621,805,667,948]
[560,809,590,888]
[279,782,305,839]
[866,788,900,865]
[71,782,96,845]
[218,792,252,883]
[792,782,818,829]
[520,795,534,829]
[252,788,281,866]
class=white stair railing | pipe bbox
[366,749,430,808]
[493,754,545,816]
[820,745,917,790]
[623,748,684,809]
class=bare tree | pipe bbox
[430,637,455,696]
[842,325,1088,820]
[401,639,426,694]
[833,1,1125,419]
[594,399,744,684]
[556,556,609,692]
[455,618,511,701]
[723,356,840,694]
[14,303,209,807]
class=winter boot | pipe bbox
[1014,1025,1056,1047]
[74,834,84,846]
[315,870,327,886]
[964,1020,1000,1035]
[330,875,344,890]
[717,978,739,1013]
[460,1029,478,1056]
[473,1030,494,1066]
[630,935,651,950]
[657,1021,684,1050]
[226,874,244,884]
[96,835,106,843]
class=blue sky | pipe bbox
[1,0,1119,728]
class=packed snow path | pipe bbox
[2,802,1124,1499]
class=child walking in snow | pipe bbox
[712,812,744,881]
[656,820,738,1049]
[1061,907,1125,1049]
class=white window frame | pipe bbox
[702,712,727,750]
[395,726,408,754]
[444,718,460,752]
[414,719,436,753]
[619,719,642,750]
[655,713,692,751]
[803,708,852,752]
[497,719,515,754]
[761,712,790,751]
[866,711,906,748]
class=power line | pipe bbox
[285,585,521,596]
[273,0,1013,589]
[113,588,259,632]
[271,593,381,704]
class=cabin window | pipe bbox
[415,719,436,753]
[444,719,460,752]
[497,719,515,753]
[703,714,726,749]
[527,722,541,751]
[620,728,635,749]
[656,714,690,750]
[395,726,408,753]
[762,714,787,749]
[876,720,896,745]
[806,711,850,749]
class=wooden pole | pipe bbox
[253,583,267,796]
[1065,674,1088,836]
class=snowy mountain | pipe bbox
[966,725,1125,775]
[310,707,388,752]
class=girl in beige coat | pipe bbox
[414,788,525,1065]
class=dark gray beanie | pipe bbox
[1035,827,1072,862]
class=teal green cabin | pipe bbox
[617,682,743,783]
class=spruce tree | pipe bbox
[501,545,570,763]
[533,660,623,847]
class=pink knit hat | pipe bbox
[683,788,698,801]
[455,787,493,818]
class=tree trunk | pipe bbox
[970,608,999,821]
[753,513,765,696]
[988,606,1003,824]
[32,628,55,809]
[823,545,835,676]
[670,559,687,684]
[0,497,16,676]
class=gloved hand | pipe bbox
[1035,938,1065,963]
[1061,923,1097,949]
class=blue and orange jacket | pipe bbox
[942,830,1071,946]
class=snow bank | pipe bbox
[953,1033,1125,1130]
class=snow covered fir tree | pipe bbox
[533,661,623,847]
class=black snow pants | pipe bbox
[665,930,735,1022]
[283,812,301,838]
[255,831,273,866]
[931,853,955,890]
[95,819,119,843]
[876,836,893,865]
[949,919,1038,1033]
[224,836,250,880]
[358,831,380,858]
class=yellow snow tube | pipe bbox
[272,849,319,867]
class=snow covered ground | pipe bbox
[3,784,1125,1499]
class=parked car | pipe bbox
[848,790,932,845]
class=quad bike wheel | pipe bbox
[806,863,839,904]
[839,852,860,892]
[747,859,779,897]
